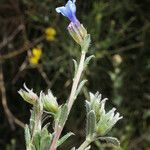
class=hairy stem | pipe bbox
[49,51,86,150]
[67,51,86,112]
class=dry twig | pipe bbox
[0,24,24,50]
[0,60,25,129]
[0,36,44,61]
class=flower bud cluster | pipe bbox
[18,84,59,114]
[86,92,123,136]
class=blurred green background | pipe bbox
[0,0,150,149]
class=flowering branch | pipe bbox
[18,1,123,150]
[49,1,91,149]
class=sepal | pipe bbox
[81,34,91,52]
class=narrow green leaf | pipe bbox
[58,104,68,126]
[42,114,51,124]
[85,100,91,114]
[54,106,61,125]
[97,137,120,147]
[33,132,41,150]
[42,122,50,130]
[86,110,96,138]
[84,55,95,68]
[75,80,87,99]
[40,134,52,150]
[41,128,49,137]
[29,110,35,132]
[57,132,74,147]
[24,125,31,147]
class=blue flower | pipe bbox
[56,0,79,24]
[56,0,88,45]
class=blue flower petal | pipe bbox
[56,6,70,17]
[55,0,79,23]
[65,0,76,14]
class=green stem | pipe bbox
[67,51,86,112]
[49,51,86,150]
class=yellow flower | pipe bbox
[45,27,56,41]
[29,47,42,65]
[32,47,42,58]
[29,57,39,65]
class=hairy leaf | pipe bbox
[40,134,52,150]
[57,132,74,147]
[97,136,120,147]
[24,125,31,148]
[33,132,41,150]
[86,110,96,138]
[84,55,95,68]
[75,79,87,99]
[29,110,35,132]
[85,100,91,114]
[58,104,68,126]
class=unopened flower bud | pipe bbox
[112,54,122,66]
[18,84,38,104]
[86,92,123,136]
[68,22,87,45]
[89,92,107,121]
[42,90,59,113]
